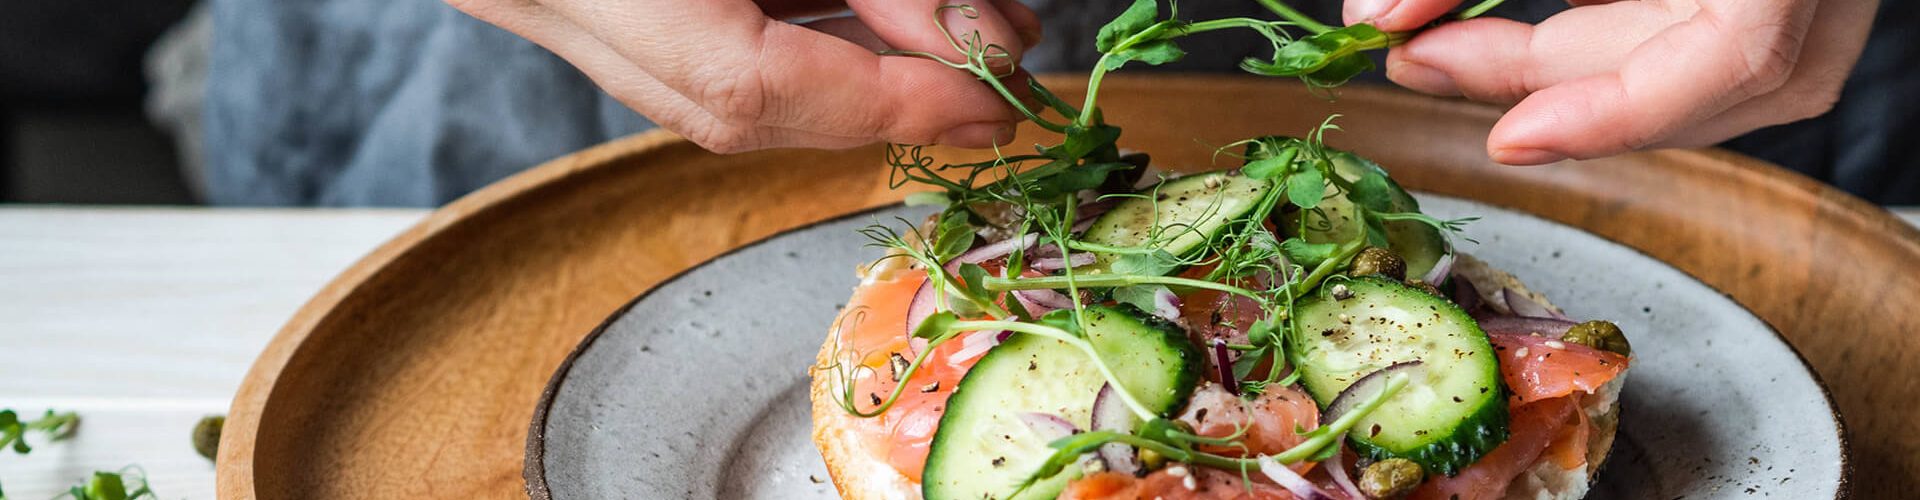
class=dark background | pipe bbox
[1,0,198,204]
[5,1,1912,205]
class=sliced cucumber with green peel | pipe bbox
[922,305,1201,499]
[1288,276,1508,475]
[1079,170,1272,274]
[1281,151,1448,279]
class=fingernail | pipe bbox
[1387,60,1461,96]
[939,122,1017,148]
[1493,147,1567,165]
[1344,0,1400,25]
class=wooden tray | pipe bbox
[216,75,1919,498]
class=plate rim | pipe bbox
[522,203,903,499]
[521,198,1851,499]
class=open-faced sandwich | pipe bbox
[810,1,1633,499]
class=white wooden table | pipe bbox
[0,208,425,499]
[1,206,1915,499]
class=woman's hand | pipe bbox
[1345,0,1878,165]
[448,0,1041,153]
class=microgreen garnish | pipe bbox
[1009,372,1409,495]
[0,410,160,500]
[1,409,78,455]
[55,468,157,500]
[828,0,1489,493]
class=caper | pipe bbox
[192,415,226,461]
[1138,448,1167,471]
[1562,320,1632,356]
[1351,247,1407,281]
[1404,278,1443,297]
[1358,458,1425,499]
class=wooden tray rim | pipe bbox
[219,77,1920,498]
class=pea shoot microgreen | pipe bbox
[827,0,1485,492]
[54,468,157,500]
[0,410,161,500]
[0,409,79,456]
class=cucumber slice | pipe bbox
[922,306,1201,499]
[1281,151,1448,280]
[1288,276,1508,475]
[1079,170,1272,274]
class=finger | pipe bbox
[848,0,1029,68]
[1485,1,1820,164]
[1346,0,1462,32]
[1658,0,1877,148]
[460,0,928,151]
[990,0,1044,46]
[802,15,892,52]
[1385,3,1675,103]
[536,0,1021,147]
[756,0,850,19]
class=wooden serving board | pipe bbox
[217,75,1918,498]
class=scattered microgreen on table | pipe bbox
[0,409,172,500]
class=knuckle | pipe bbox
[692,72,768,126]
[1735,24,1802,92]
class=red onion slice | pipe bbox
[1076,198,1120,221]
[1211,339,1239,394]
[1011,290,1046,318]
[905,280,938,337]
[948,331,1000,366]
[1151,287,1183,322]
[1030,252,1096,272]
[905,233,1044,336]
[1257,456,1336,500]
[1324,445,1364,500]
[1016,289,1077,310]
[1089,383,1142,475]
[1323,361,1425,424]
[1475,316,1578,337]
[1502,287,1571,320]
[1451,275,1483,312]
[1018,412,1080,440]
[956,233,1039,266]
[1070,217,1098,234]
[1420,253,1455,286]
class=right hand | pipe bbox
[448,0,1043,153]
[1345,0,1875,165]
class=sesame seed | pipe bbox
[1183,475,1198,491]
[1545,340,1566,349]
[1167,466,1190,477]
[1514,347,1529,358]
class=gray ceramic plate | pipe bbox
[525,196,1848,499]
